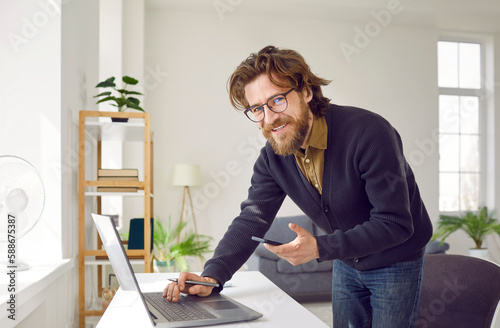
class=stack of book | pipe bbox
[97,168,139,192]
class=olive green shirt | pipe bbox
[294,115,327,194]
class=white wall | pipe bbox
[144,4,443,269]
[61,0,101,325]
[61,0,100,261]
[0,0,62,262]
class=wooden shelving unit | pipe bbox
[78,111,154,327]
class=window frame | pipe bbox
[438,38,487,214]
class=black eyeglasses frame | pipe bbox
[243,88,294,122]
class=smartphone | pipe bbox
[168,278,219,288]
[251,236,283,246]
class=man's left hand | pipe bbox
[264,223,319,266]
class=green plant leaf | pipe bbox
[122,76,139,85]
[174,256,189,272]
[95,77,116,88]
[94,91,112,98]
[127,97,140,105]
[126,101,145,112]
[96,96,116,104]
[117,89,143,96]
[152,215,212,264]
[492,223,500,236]
[153,217,188,261]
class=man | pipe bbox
[164,45,433,327]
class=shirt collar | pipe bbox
[308,115,328,150]
[295,115,327,157]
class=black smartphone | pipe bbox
[251,236,283,246]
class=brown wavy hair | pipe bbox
[228,45,331,117]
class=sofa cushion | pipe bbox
[424,240,449,254]
[277,258,333,274]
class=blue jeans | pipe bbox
[332,257,424,328]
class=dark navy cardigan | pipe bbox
[202,104,433,290]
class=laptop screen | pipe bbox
[92,213,142,292]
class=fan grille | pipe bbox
[0,155,45,240]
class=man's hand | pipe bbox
[163,272,218,302]
[264,223,319,266]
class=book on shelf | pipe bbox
[97,169,139,193]
[96,218,153,259]
[98,176,138,181]
[97,187,139,192]
[98,168,139,177]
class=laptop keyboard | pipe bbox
[144,292,217,322]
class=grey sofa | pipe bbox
[246,215,450,303]
[245,215,333,302]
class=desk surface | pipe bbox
[97,271,329,327]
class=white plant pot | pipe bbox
[468,248,489,260]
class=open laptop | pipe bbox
[91,213,262,327]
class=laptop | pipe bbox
[91,213,262,327]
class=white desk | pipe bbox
[97,271,329,327]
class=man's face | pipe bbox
[244,74,313,156]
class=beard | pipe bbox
[262,98,311,156]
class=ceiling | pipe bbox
[145,0,500,33]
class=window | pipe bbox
[438,41,483,212]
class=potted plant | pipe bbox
[94,76,145,122]
[432,205,500,259]
[153,216,212,272]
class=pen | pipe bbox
[168,278,220,288]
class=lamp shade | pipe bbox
[171,164,202,187]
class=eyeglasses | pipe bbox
[244,88,294,122]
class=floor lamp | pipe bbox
[171,164,202,265]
